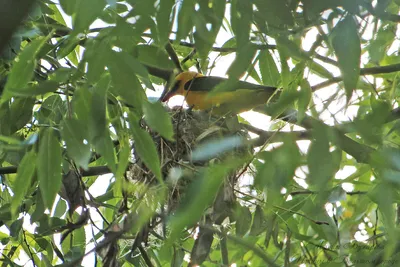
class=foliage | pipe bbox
[1,0,400,266]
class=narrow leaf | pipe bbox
[142,101,174,141]
[61,118,91,170]
[73,0,106,33]
[11,150,37,217]
[259,50,280,87]
[156,0,174,45]
[330,15,361,100]
[3,37,49,100]
[128,113,163,183]
[176,0,196,41]
[297,80,312,122]
[38,128,62,209]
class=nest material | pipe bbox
[129,107,250,178]
[127,107,252,213]
[124,107,255,266]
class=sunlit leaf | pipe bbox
[3,37,49,101]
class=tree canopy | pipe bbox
[2,0,400,266]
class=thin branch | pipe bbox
[360,63,400,75]
[255,107,375,164]
[0,166,113,176]
[311,63,400,91]
[311,77,342,91]
[165,42,182,72]
[289,190,367,196]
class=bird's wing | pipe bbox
[185,76,277,92]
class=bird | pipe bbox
[160,71,278,115]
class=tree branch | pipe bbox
[289,190,367,196]
[254,107,375,164]
[0,165,113,176]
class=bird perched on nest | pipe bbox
[160,71,278,115]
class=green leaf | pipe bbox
[327,186,347,203]
[132,45,175,69]
[168,158,245,243]
[307,124,334,189]
[234,205,252,236]
[250,206,267,236]
[254,0,294,28]
[176,0,196,41]
[89,75,116,173]
[9,81,60,97]
[368,25,396,64]
[71,87,91,126]
[259,50,280,87]
[297,80,312,122]
[276,36,309,62]
[31,190,45,223]
[10,219,23,237]
[54,199,67,218]
[59,0,77,15]
[227,43,257,79]
[89,79,108,141]
[84,40,110,83]
[128,113,163,183]
[307,61,334,79]
[115,138,130,192]
[3,37,49,101]
[368,182,395,232]
[49,68,74,83]
[61,215,86,254]
[10,97,34,134]
[38,128,62,209]
[231,0,252,48]
[142,101,174,141]
[302,0,339,19]
[171,248,185,267]
[107,51,146,114]
[36,95,66,125]
[73,0,106,33]
[265,90,299,119]
[255,138,300,191]
[56,35,81,60]
[61,118,91,170]
[330,15,361,100]
[11,150,36,217]
[156,0,175,45]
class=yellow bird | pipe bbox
[160,71,278,115]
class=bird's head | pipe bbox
[160,71,203,102]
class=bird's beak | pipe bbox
[159,89,174,102]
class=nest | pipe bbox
[117,107,256,265]
[126,107,253,216]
